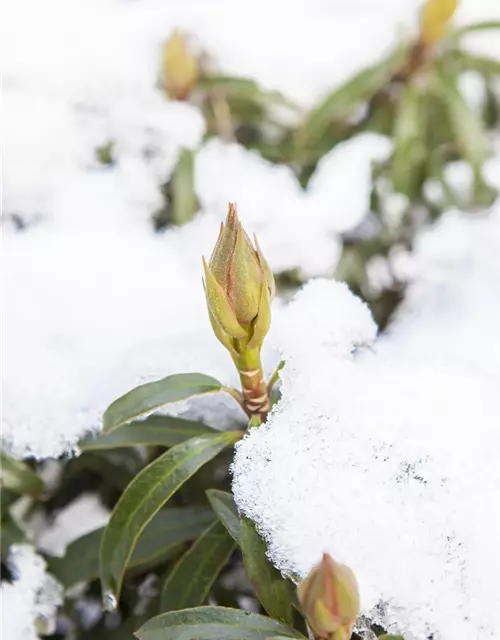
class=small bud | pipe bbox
[420,0,458,45]
[203,203,274,351]
[298,553,360,640]
[162,30,199,101]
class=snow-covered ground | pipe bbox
[232,206,500,639]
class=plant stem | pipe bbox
[233,345,271,423]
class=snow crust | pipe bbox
[1,545,63,640]
[232,206,500,639]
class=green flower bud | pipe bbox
[298,553,360,640]
[203,203,274,350]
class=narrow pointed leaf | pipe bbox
[206,489,241,545]
[435,67,487,168]
[1,518,27,560]
[103,373,223,433]
[160,520,235,611]
[171,148,199,226]
[134,606,306,640]
[100,431,241,602]
[391,83,426,196]
[449,50,500,76]
[1,489,19,517]
[0,451,44,497]
[49,507,214,588]
[81,416,216,450]
[454,20,500,36]
[240,517,294,625]
[302,47,407,146]
[198,75,299,116]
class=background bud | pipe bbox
[298,553,360,640]
[420,0,458,45]
[162,30,199,101]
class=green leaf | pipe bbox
[240,517,294,625]
[171,148,199,226]
[391,83,427,196]
[0,451,44,497]
[103,373,223,433]
[100,431,241,604]
[449,50,500,76]
[453,20,500,36]
[160,520,236,611]
[200,75,298,112]
[81,415,216,450]
[206,489,241,545]
[1,489,19,517]
[435,67,487,169]
[49,506,214,589]
[302,47,406,147]
[1,517,27,560]
[135,606,306,640]
[378,636,405,639]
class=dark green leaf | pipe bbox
[0,452,44,497]
[103,373,223,433]
[302,47,406,147]
[1,489,19,517]
[378,635,405,639]
[206,489,241,545]
[135,606,306,640]
[100,431,241,603]
[435,67,487,168]
[81,416,216,450]
[240,517,294,625]
[160,520,235,611]
[171,148,199,226]
[49,507,214,588]
[1,517,27,560]
[200,75,298,111]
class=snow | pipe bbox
[33,494,110,558]
[2,0,500,634]
[1,222,240,459]
[386,205,500,379]
[232,205,500,639]
[1,545,63,639]
[3,0,411,460]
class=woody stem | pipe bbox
[233,345,271,423]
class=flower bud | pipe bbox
[203,204,274,350]
[298,553,360,640]
[162,30,199,101]
[420,0,458,45]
